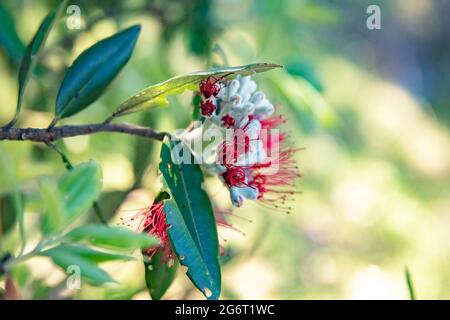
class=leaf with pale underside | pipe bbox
[113,63,282,117]
[39,160,103,234]
[41,246,114,285]
[64,224,159,250]
[9,0,67,126]
[42,244,135,264]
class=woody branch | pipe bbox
[0,122,168,143]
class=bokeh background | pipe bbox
[1,0,450,299]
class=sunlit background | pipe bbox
[1,0,450,299]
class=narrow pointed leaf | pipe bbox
[64,224,159,250]
[145,247,179,300]
[159,139,221,300]
[58,160,103,225]
[0,3,25,66]
[114,63,282,117]
[11,1,66,125]
[42,244,135,264]
[55,25,141,118]
[405,267,416,300]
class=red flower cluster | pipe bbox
[200,99,216,117]
[221,113,236,128]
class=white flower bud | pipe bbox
[229,94,242,107]
[237,115,249,128]
[238,77,257,103]
[244,119,261,140]
[254,100,274,118]
[227,79,240,97]
[243,102,255,115]
[238,185,259,200]
[251,91,265,104]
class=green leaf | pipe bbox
[58,160,103,225]
[9,0,67,126]
[0,145,24,250]
[40,247,114,285]
[55,25,141,119]
[0,3,25,67]
[39,178,65,234]
[42,244,135,264]
[405,266,416,300]
[113,63,282,117]
[159,139,221,300]
[145,247,179,300]
[64,224,159,250]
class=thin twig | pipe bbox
[0,122,168,143]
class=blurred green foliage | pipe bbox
[1,0,450,299]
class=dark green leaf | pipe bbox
[64,224,158,250]
[145,247,178,300]
[40,248,114,285]
[114,63,282,117]
[11,1,67,126]
[55,25,141,118]
[159,139,221,300]
[42,244,134,264]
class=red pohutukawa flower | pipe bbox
[121,202,173,260]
